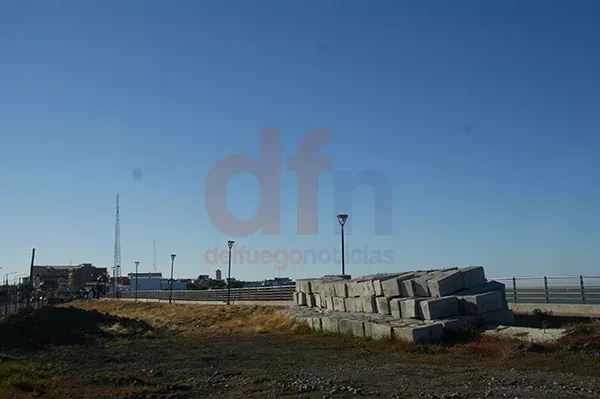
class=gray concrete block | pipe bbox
[428,323,444,341]
[325,296,334,310]
[420,296,459,320]
[333,297,346,312]
[314,294,322,308]
[346,281,359,297]
[358,280,376,297]
[349,319,365,337]
[307,294,317,308]
[323,283,337,297]
[436,318,461,331]
[297,280,313,293]
[412,275,436,297]
[401,298,423,319]
[376,297,391,315]
[297,292,308,306]
[312,317,322,331]
[321,317,340,333]
[334,281,348,298]
[365,322,393,340]
[381,278,402,298]
[462,266,486,288]
[344,297,355,312]
[480,309,515,326]
[401,279,417,297]
[393,325,431,343]
[338,319,353,334]
[389,298,407,318]
[427,270,465,297]
[454,281,507,304]
[373,280,384,297]
[458,291,504,315]
[361,296,377,313]
[456,314,478,326]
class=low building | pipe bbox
[127,272,187,291]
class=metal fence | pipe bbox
[491,275,600,304]
[115,275,600,305]
[119,285,296,302]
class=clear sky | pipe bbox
[1,0,599,282]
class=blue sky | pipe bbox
[1,0,599,281]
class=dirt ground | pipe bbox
[1,301,599,399]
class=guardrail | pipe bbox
[490,275,600,304]
[116,275,600,306]
[118,285,296,302]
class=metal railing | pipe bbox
[118,285,296,302]
[490,275,600,304]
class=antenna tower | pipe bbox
[113,194,122,298]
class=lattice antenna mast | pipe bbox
[153,237,157,273]
[113,194,122,298]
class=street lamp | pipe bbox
[169,254,176,304]
[227,240,235,305]
[134,261,140,302]
[336,214,348,276]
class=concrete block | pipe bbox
[334,281,348,298]
[456,314,478,326]
[401,298,423,319]
[401,278,418,297]
[314,294,322,308]
[412,275,435,297]
[321,317,340,333]
[297,292,307,306]
[389,298,407,318]
[373,280,384,297]
[344,297,355,312]
[333,297,346,312]
[454,281,507,304]
[307,294,317,308]
[346,281,359,297]
[338,319,353,334]
[420,296,459,320]
[376,297,391,315]
[436,318,461,331]
[480,309,515,326]
[462,266,486,288]
[428,323,444,341]
[323,283,337,297]
[358,280,376,297]
[312,317,322,331]
[297,280,312,293]
[427,270,465,298]
[325,296,334,310]
[365,322,393,340]
[381,278,402,298]
[393,325,431,343]
[361,296,377,313]
[349,319,365,337]
[458,291,504,315]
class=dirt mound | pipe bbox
[557,321,600,352]
[0,306,152,351]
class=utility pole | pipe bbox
[169,254,176,304]
[134,261,139,302]
[227,241,235,305]
[28,248,35,307]
[113,194,121,299]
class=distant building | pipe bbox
[31,264,107,290]
[215,269,222,280]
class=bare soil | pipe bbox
[1,302,599,399]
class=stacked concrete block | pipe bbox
[419,296,459,320]
[292,266,514,342]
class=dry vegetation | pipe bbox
[60,300,306,336]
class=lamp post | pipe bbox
[169,254,176,304]
[336,214,348,276]
[226,240,235,305]
[4,271,17,315]
[134,261,140,302]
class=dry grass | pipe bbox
[61,300,306,336]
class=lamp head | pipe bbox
[336,214,348,226]
[170,254,176,261]
[227,240,235,249]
